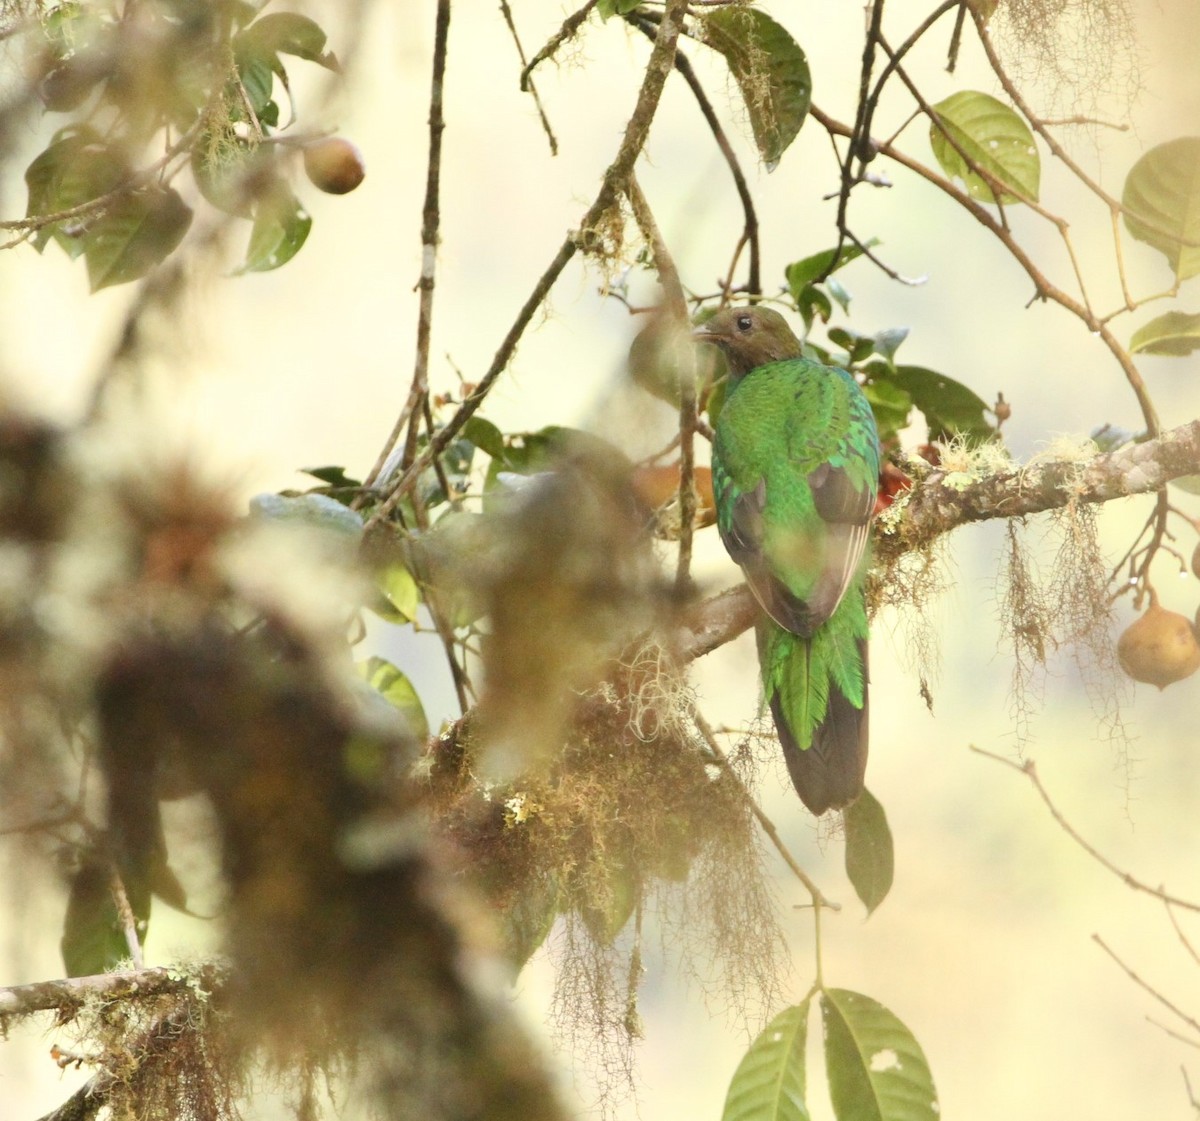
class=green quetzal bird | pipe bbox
[697,307,881,814]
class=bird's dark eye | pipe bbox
[735,313,753,332]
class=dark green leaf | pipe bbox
[25,129,125,254]
[862,377,914,441]
[1130,309,1200,356]
[702,9,811,170]
[240,187,311,273]
[722,999,812,1121]
[929,90,1040,204]
[785,239,877,296]
[597,0,643,18]
[796,285,833,333]
[239,11,338,68]
[462,417,508,462]
[1122,137,1200,281]
[829,327,875,365]
[83,187,192,291]
[302,464,364,489]
[822,988,939,1121]
[61,854,149,977]
[844,788,894,916]
[359,656,429,741]
[888,365,994,441]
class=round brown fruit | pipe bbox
[303,137,365,195]
[1117,602,1200,690]
[1192,540,1200,579]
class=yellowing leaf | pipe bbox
[1122,137,1200,281]
[929,90,1040,204]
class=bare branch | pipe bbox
[972,747,1200,914]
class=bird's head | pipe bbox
[693,306,803,379]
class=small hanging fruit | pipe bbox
[1117,598,1200,690]
[303,137,365,195]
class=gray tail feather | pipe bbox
[771,641,869,815]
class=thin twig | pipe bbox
[521,0,599,91]
[693,710,837,909]
[1094,933,1200,1037]
[628,13,760,295]
[363,0,451,493]
[971,747,1200,913]
[624,174,696,593]
[809,104,1162,437]
[366,0,689,531]
[500,0,558,155]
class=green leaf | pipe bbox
[929,90,1040,204]
[844,788,894,916]
[61,854,149,977]
[722,1000,812,1121]
[887,365,994,442]
[238,11,337,66]
[597,0,643,19]
[702,9,811,170]
[1130,309,1200,356]
[240,187,311,273]
[359,656,429,741]
[25,129,125,254]
[377,564,421,623]
[301,464,364,489]
[83,187,192,291]
[462,416,509,462]
[795,285,833,333]
[862,377,914,441]
[1170,474,1200,495]
[578,858,639,945]
[821,989,939,1121]
[785,240,877,297]
[1122,138,1200,281]
[829,327,875,365]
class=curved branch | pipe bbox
[676,419,1200,660]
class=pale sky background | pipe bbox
[2,1,1200,1118]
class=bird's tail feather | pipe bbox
[758,616,869,815]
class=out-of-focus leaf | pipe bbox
[702,9,811,170]
[929,90,1040,204]
[721,999,812,1121]
[1122,137,1200,281]
[237,11,338,68]
[25,129,125,254]
[249,492,365,540]
[240,187,311,273]
[597,0,642,20]
[578,856,638,945]
[461,416,508,462]
[376,564,420,622]
[61,854,149,977]
[301,465,364,489]
[822,988,939,1121]
[1129,309,1200,356]
[359,656,429,741]
[844,788,894,916]
[83,186,192,291]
